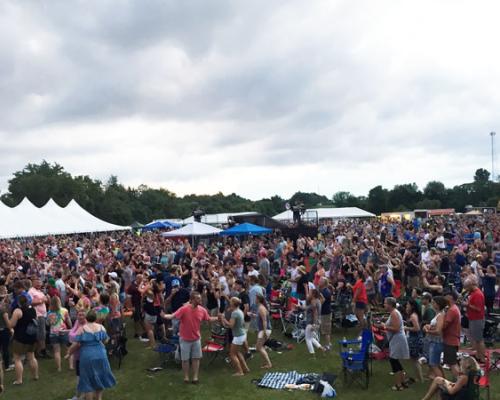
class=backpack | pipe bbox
[26,318,39,338]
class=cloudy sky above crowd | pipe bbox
[0,1,498,200]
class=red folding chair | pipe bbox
[478,350,491,400]
[202,324,228,364]
[269,289,286,332]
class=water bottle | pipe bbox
[343,336,347,345]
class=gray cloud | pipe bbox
[0,0,498,200]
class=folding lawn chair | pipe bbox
[202,323,228,364]
[338,328,373,389]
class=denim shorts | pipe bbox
[50,333,69,346]
[428,341,443,367]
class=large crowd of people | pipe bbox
[0,212,498,399]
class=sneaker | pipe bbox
[139,337,150,343]
[5,364,14,372]
[418,357,427,365]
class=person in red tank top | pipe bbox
[351,269,368,329]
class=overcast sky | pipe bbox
[0,0,498,200]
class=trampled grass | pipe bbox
[3,322,499,400]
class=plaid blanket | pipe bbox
[257,371,308,390]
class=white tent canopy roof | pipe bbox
[161,222,222,237]
[0,198,129,238]
[273,207,375,221]
[182,212,258,225]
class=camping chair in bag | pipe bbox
[338,328,373,389]
[202,323,228,365]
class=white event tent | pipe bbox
[161,222,222,237]
[272,207,375,222]
[182,212,258,226]
[0,198,129,238]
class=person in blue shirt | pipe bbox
[11,280,32,312]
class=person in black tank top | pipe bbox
[6,294,39,384]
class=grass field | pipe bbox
[3,322,499,400]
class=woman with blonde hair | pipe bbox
[220,297,249,376]
[421,356,480,400]
[47,295,72,372]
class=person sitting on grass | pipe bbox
[421,356,480,400]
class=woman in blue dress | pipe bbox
[67,309,116,400]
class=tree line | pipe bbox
[0,161,498,225]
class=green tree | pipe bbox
[289,192,332,208]
[332,191,359,207]
[423,181,447,205]
[367,185,388,214]
[387,183,422,211]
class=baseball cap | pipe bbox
[108,272,118,279]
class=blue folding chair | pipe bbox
[338,328,373,389]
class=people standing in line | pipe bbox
[161,291,219,384]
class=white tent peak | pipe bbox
[162,222,222,237]
[0,198,129,238]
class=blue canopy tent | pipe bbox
[220,222,272,236]
[142,220,181,231]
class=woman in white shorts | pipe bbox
[255,294,272,369]
[220,297,249,376]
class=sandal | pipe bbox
[391,385,404,391]
[12,381,22,386]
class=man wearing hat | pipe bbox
[443,289,461,377]
[167,278,190,336]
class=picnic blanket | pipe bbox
[257,371,309,390]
